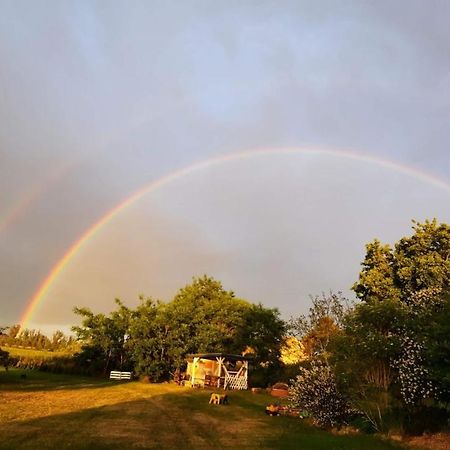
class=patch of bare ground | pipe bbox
[406,433,450,450]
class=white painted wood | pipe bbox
[223,363,248,390]
[217,357,225,388]
[109,371,132,380]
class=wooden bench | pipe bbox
[109,371,132,380]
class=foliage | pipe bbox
[288,220,450,434]
[352,240,401,303]
[72,299,132,374]
[331,289,450,432]
[127,296,172,381]
[240,302,286,385]
[353,219,450,303]
[280,337,305,365]
[288,291,349,358]
[0,325,77,352]
[164,276,250,359]
[334,220,450,433]
[73,276,286,383]
[0,349,10,370]
[393,336,436,406]
[290,359,353,428]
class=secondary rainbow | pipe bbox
[20,147,450,329]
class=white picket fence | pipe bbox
[110,370,132,380]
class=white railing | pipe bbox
[224,374,247,390]
[110,370,132,380]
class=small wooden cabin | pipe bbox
[185,353,249,390]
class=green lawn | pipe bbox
[0,369,410,450]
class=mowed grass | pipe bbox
[0,369,409,450]
[1,346,73,358]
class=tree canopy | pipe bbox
[73,276,285,382]
[353,219,450,303]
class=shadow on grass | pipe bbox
[0,384,409,450]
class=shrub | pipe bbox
[290,360,352,428]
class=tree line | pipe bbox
[0,325,77,352]
[72,275,286,383]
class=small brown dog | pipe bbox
[209,393,228,405]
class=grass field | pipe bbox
[0,369,410,450]
[1,346,73,358]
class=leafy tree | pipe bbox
[72,299,132,373]
[353,219,450,303]
[289,292,349,359]
[127,296,172,381]
[164,276,250,360]
[352,240,401,303]
[245,303,285,362]
[395,220,450,297]
[7,324,20,339]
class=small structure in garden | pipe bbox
[185,353,250,390]
[270,382,289,398]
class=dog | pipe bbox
[209,393,228,405]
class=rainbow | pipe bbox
[20,147,450,329]
[0,162,75,234]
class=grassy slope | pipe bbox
[0,369,409,450]
[1,346,73,358]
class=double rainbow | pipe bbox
[19,147,450,329]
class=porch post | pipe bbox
[191,357,198,387]
[217,357,224,388]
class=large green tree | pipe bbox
[164,275,250,359]
[72,299,132,374]
[353,219,450,303]
[127,297,171,381]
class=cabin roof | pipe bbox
[187,353,251,361]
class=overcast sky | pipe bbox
[1,1,450,332]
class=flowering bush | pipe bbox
[394,336,437,406]
[289,360,352,428]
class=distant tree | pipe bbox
[7,324,20,340]
[51,330,66,351]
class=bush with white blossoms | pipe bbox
[289,360,352,428]
[394,336,438,406]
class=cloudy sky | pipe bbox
[1,1,450,332]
